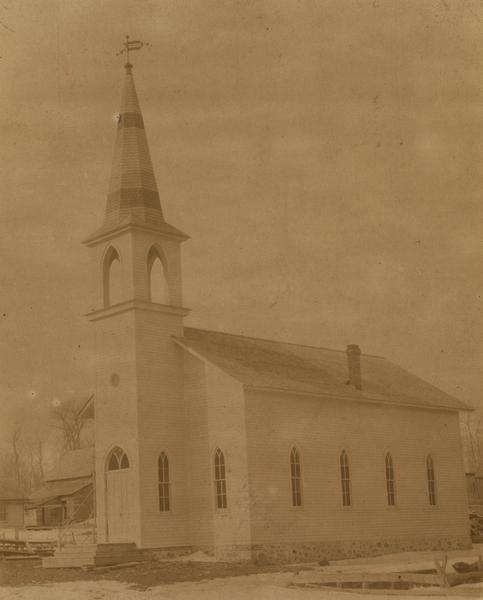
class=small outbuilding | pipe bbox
[474,465,483,505]
[0,477,26,532]
[465,473,481,505]
[27,447,94,527]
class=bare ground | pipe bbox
[0,557,305,590]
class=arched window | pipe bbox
[158,452,170,512]
[147,246,169,304]
[214,448,227,509]
[103,246,122,307]
[290,447,302,507]
[385,453,396,506]
[106,446,130,471]
[426,455,436,506]
[340,450,351,506]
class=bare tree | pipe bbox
[461,410,483,473]
[10,423,23,485]
[51,396,93,453]
[0,422,43,494]
[1,397,64,493]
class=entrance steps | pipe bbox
[42,542,143,568]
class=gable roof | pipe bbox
[0,477,25,501]
[175,327,470,412]
[44,447,95,482]
[29,477,92,505]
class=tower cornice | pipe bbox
[86,298,190,322]
[83,218,189,247]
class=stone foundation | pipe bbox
[250,535,472,565]
[144,535,471,565]
[146,546,195,561]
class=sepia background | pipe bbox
[0,0,481,438]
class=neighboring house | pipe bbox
[0,478,25,531]
[77,60,472,563]
[475,466,483,505]
[27,447,94,527]
[465,473,481,505]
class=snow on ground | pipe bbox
[177,550,217,562]
[2,572,482,600]
[323,544,483,575]
[1,545,482,600]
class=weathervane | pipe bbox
[117,35,149,66]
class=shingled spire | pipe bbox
[104,62,164,229]
[85,44,187,244]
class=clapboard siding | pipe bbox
[244,389,470,545]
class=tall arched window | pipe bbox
[103,246,122,307]
[106,446,130,471]
[147,246,169,304]
[214,448,227,509]
[290,447,302,507]
[385,453,396,506]
[158,452,170,512]
[426,454,436,506]
[340,450,351,506]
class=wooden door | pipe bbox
[105,447,134,542]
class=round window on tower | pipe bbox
[110,373,120,387]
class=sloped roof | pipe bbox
[175,327,469,412]
[44,447,94,482]
[0,477,25,501]
[29,477,92,505]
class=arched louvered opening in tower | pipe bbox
[103,246,123,307]
[147,245,169,305]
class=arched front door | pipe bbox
[105,447,134,542]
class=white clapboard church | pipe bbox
[55,56,471,566]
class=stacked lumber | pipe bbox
[0,539,35,557]
[290,554,483,593]
[28,540,56,556]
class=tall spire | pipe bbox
[85,39,187,244]
[104,61,164,229]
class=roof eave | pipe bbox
[244,383,470,412]
[77,394,95,420]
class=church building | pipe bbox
[81,59,471,563]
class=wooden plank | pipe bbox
[289,584,444,596]
[293,571,441,585]
[447,570,483,586]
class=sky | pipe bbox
[0,0,481,429]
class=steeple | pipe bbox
[105,62,164,229]
[86,53,187,243]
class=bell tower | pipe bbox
[84,47,190,547]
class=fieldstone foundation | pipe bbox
[250,535,472,565]
[144,535,471,565]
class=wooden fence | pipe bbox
[290,554,483,592]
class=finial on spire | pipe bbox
[117,35,149,69]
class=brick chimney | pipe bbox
[346,344,362,390]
